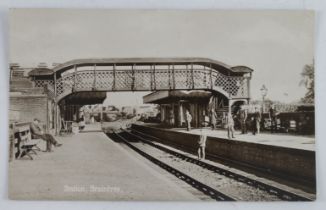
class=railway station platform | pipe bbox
[8,124,200,201]
[131,123,316,189]
[142,123,315,151]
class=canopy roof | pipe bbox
[143,90,213,104]
[52,57,253,76]
[28,68,53,76]
[60,91,107,105]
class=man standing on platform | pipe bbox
[211,109,217,130]
[198,128,207,160]
[239,105,248,134]
[253,107,262,135]
[30,118,62,152]
[269,104,278,133]
[227,112,235,139]
[186,110,192,131]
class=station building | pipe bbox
[143,90,236,128]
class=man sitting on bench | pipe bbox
[30,118,62,152]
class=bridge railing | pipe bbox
[35,64,250,101]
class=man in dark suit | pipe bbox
[239,105,248,134]
[30,118,62,152]
[269,104,278,133]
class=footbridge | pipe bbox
[29,57,253,133]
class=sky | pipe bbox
[9,9,314,105]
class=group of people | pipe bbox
[238,106,262,136]
[227,105,278,138]
[185,104,279,140]
[195,104,278,160]
[238,104,278,135]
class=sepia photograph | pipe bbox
[8,9,315,201]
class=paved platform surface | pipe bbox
[143,123,315,151]
[9,124,199,201]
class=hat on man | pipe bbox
[33,118,41,122]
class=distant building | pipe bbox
[121,106,134,115]
[136,105,159,118]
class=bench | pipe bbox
[12,122,42,160]
[60,119,73,135]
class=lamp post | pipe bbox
[260,85,268,113]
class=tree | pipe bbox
[300,63,314,104]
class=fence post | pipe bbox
[9,123,15,162]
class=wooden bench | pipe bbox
[12,122,42,160]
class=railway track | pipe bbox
[130,126,315,191]
[111,131,234,201]
[112,129,314,201]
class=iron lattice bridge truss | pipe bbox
[33,59,252,102]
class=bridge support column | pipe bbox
[160,105,165,123]
[171,103,175,126]
[228,99,232,115]
[178,102,184,127]
[54,102,59,135]
[100,104,103,123]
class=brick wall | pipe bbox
[10,95,48,125]
[10,77,33,90]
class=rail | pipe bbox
[125,129,314,201]
[112,131,235,201]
